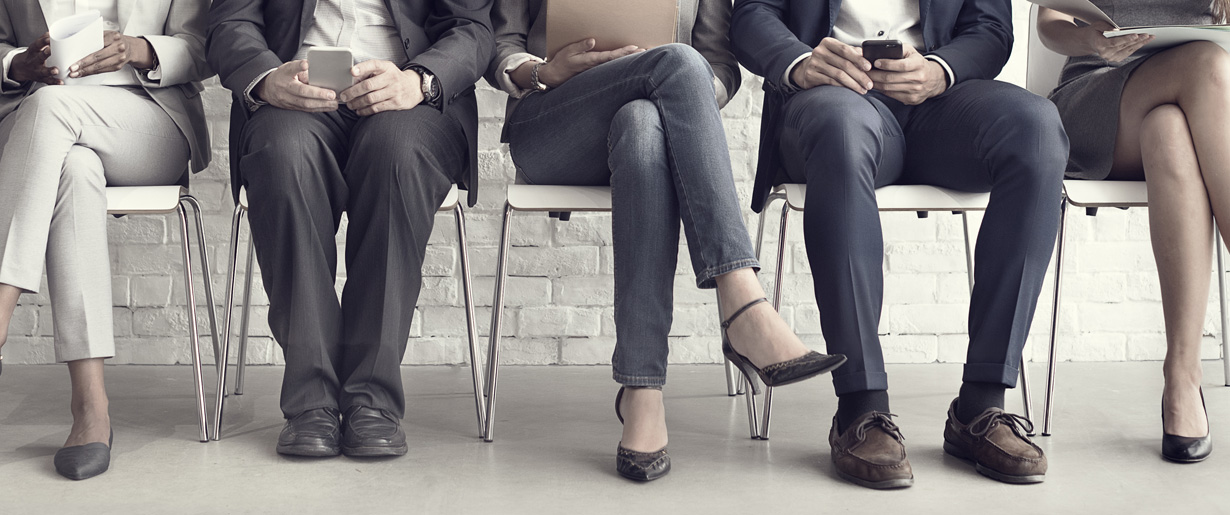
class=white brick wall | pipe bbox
[5,3,1227,366]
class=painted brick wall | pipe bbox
[5,3,1226,366]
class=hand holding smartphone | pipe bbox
[861,40,904,69]
[307,46,354,93]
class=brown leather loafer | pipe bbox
[828,412,914,489]
[943,399,1046,484]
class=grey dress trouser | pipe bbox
[778,80,1069,396]
[238,104,464,420]
[0,85,189,362]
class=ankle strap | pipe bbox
[722,298,769,329]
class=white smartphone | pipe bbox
[306,47,354,93]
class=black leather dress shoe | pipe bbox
[55,430,113,480]
[1162,388,1212,463]
[276,408,342,457]
[342,406,407,457]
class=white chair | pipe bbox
[105,185,220,442]
[1027,5,1230,436]
[753,184,1036,439]
[210,185,487,441]
[483,184,754,442]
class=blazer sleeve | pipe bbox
[729,0,812,90]
[206,0,283,95]
[141,0,212,88]
[483,0,532,90]
[407,0,495,113]
[693,0,740,107]
[0,3,28,95]
[926,0,1013,83]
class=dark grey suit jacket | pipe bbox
[206,0,494,206]
[485,0,741,123]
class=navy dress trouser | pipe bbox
[778,80,1069,396]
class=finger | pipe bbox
[355,99,405,117]
[339,72,395,103]
[561,38,598,58]
[586,45,640,63]
[346,87,396,111]
[286,78,337,101]
[821,38,871,72]
[288,98,340,112]
[39,74,63,86]
[874,55,923,73]
[75,53,125,77]
[813,61,868,93]
[818,52,872,91]
[349,60,391,81]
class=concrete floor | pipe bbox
[1,362,1228,514]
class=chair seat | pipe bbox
[1062,180,1148,209]
[783,184,992,212]
[238,185,462,212]
[506,184,613,212]
[106,186,188,215]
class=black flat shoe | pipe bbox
[615,386,670,481]
[55,430,112,480]
[1162,388,1212,463]
[341,406,407,457]
[276,408,342,457]
[721,298,847,388]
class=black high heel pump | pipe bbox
[1162,388,1212,463]
[615,386,670,481]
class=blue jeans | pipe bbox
[778,81,1069,396]
[505,44,759,387]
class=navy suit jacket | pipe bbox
[206,0,493,206]
[729,0,1014,212]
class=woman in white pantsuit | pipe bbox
[0,0,210,480]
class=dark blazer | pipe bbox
[206,0,494,206]
[729,0,1014,212]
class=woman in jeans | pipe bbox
[486,0,846,481]
[0,0,211,479]
[1039,0,1228,463]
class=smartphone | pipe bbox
[306,47,354,93]
[861,40,904,69]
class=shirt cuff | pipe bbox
[3,48,27,88]
[496,52,544,99]
[924,55,956,87]
[244,68,277,111]
[781,52,810,92]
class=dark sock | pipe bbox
[956,381,1007,424]
[836,390,891,433]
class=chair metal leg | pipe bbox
[177,202,209,443]
[182,196,221,366]
[1042,200,1070,436]
[482,202,515,442]
[455,204,487,437]
[213,203,246,440]
[235,237,255,396]
[1216,227,1230,387]
[758,203,793,440]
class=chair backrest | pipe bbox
[1026,5,1069,97]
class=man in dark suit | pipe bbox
[206,0,492,458]
[731,0,1068,487]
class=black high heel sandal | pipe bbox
[615,386,670,481]
[721,298,847,387]
[1162,387,1212,463]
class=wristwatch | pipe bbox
[408,65,442,109]
[531,62,550,91]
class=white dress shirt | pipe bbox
[247,0,408,109]
[784,0,955,90]
[4,0,151,87]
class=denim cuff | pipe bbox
[612,371,667,388]
[695,258,761,289]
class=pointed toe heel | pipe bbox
[720,298,846,388]
[614,386,671,481]
[55,430,113,481]
[1162,388,1212,463]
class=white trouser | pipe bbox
[0,85,189,362]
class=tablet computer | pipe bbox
[545,0,679,60]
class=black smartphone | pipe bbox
[862,40,904,68]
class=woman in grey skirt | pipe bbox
[0,0,211,479]
[1039,0,1226,463]
[486,0,846,481]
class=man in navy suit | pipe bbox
[731,0,1067,488]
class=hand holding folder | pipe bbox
[545,0,678,60]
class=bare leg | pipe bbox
[0,284,18,351]
[1107,42,1230,437]
[716,268,814,368]
[64,358,111,447]
[619,388,668,452]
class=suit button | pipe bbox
[403,38,411,50]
